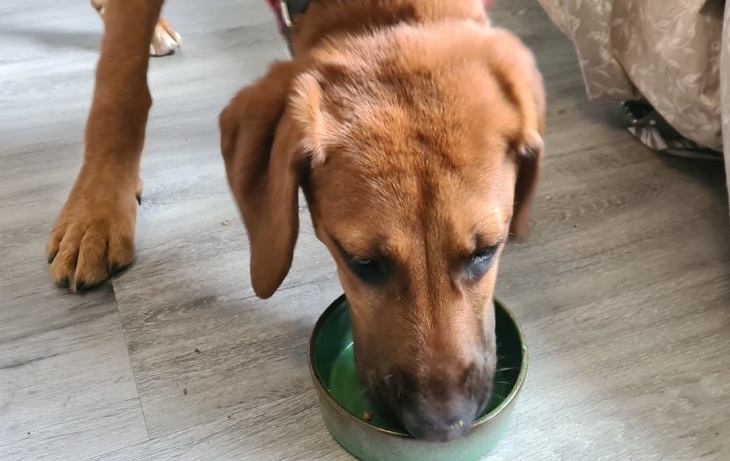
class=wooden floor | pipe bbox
[2,1,730,460]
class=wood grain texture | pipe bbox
[1,0,729,460]
[0,4,149,461]
[0,283,148,461]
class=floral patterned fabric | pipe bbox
[536,0,730,196]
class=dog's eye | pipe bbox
[466,246,498,281]
[331,237,389,285]
[347,257,388,285]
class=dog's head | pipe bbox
[220,23,543,441]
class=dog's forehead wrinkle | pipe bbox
[314,65,517,176]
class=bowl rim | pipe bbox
[307,294,529,439]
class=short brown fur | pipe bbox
[48,0,544,441]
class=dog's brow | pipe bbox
[466,210,511,249]
[461,234,504,258]
[330,235,379,261]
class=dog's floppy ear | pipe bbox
[482,29,546,240]
[219,62,330,298]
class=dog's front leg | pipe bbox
[46,0,165,291]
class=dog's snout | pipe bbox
[400,397,478,442]
[371,361,494,442]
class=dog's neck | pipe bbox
[278,0,491,57]
[279,0,312,53]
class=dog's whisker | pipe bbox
[495,366,518,372]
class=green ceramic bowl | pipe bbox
[308,295,528,461]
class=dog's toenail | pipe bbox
[47,252,57,264]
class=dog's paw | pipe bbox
[150,19,182,57]
[46,174,139,292]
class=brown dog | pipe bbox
[48,0,544,441]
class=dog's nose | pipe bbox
[399,397,479,442]
[375,362,493,441]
